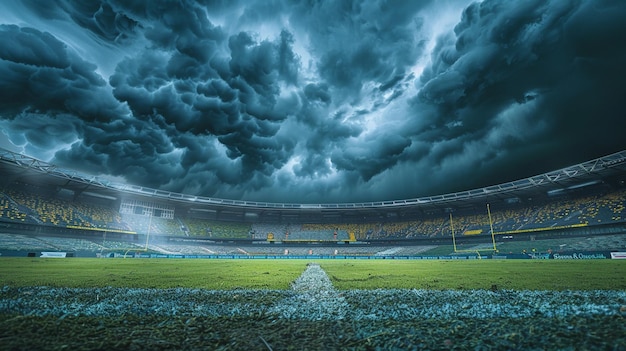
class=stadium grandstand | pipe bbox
[1,147,625,257]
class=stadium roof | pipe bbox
[1,147,625,221]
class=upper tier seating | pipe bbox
[1,183,624,239]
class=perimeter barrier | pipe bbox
[2,250,621,259]
[106,251,618,260]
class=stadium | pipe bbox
[2,0,626,349]
[1,147,626,260]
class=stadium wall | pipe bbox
[2,250,618,260]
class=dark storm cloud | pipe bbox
[303,83,331,104]
[0,24,129,161]
[400,0,626,195]
[332,133,412,181]
[1,0,625,203]
[20,0,140,43]
[289,0,429,97]
[104,3,303,193]
[0,25,113,118]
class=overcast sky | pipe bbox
[1,0,625,203]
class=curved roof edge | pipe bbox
[1,148,625,210]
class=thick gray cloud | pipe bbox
[0,25,114,119]
[0,0,625,203]
[401,0,626,195]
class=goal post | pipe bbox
[487,203,497,252]
[450,203,497,256]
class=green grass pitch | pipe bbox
[1,258,625,290]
